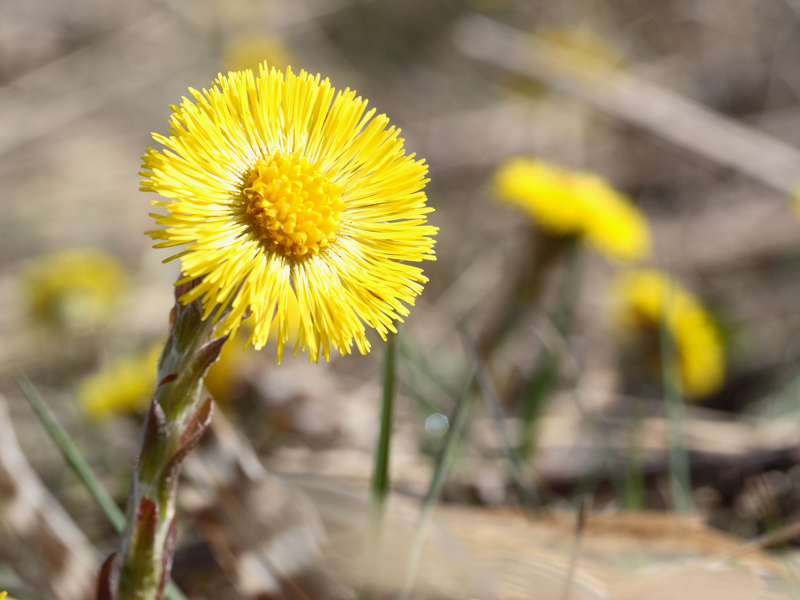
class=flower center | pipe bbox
[243,153,344,258]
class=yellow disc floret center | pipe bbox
[243,152,344,258]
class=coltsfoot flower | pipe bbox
[21,247,128,332]
[143,64,436,362]
[78,343,162,418]
[223,35,291,75]
[792,181,800,221]
[611,269,724,398]
[538,26,627,80]
[493,158,650,261]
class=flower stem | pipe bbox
[363,332,397,597]
[660,295,693,514]
[478,231,571,357]
[113,280,228,600]
[371,332,397,510]
[518,238,583,458]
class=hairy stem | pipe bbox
[113,279,227,600]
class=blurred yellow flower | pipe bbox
[792,181,800,221]
[538,26,626,77]
[203,326,249,401]
[493,158,650,261]
[144,64,436,363]
[611,269,724,398]
[223,35,291,75]
[21,248,128,332]
[78,343,163,419]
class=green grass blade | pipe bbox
[14,369,126,534]
[398,365,476,600]
[624,400,645,511]
[397,337,451,417]
[399,334,459,400]
[164,581,188,600]
[518,353,557,458]
[461,329,541,512]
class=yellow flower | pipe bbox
[792,181,800,221]
[538,26,627,78]
[21,247,128,332]
[204,338,246,401]
[203,333,246,401]
[493,158,650,261]
[223,35,291,75]
[78,343,163,419]
[611,269,724,398]
[143,64,436,363]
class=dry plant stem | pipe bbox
[560,495,592,600]
[113,279,228,600]
[478,230,571,358]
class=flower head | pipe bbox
[21,247,128,332]
[792,181,800,222]
[611,269,724,398]
[223,35,291,75]
[538,26,627,80]
[143,64,436,362]
[78,343,162,419]
[493,158,649,261]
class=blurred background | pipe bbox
[5,0,800,598]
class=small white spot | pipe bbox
[425,413,449,436]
